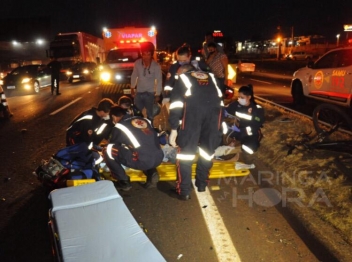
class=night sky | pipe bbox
[1,0,351,51]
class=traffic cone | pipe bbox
[0,87,13,119]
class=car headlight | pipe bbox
[21,78,31,84]
[100,72,111,82]
[66,71,72,76]
[115,74,122,80]
[83,69,89,74]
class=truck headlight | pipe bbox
[100,72,111,82]
[66,70,72,76]
[115,74,122,80]
[83,69,89,74]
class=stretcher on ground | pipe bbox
[48,180,166,262]
[100,158,250,182]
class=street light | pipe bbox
[336,34,340,46]
[277,37,281,60]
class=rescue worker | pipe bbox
[47,56,62,95]
[224,84,265,154]
[117,95,143,117]
[130,42,162,126]
[66,98,114,147]
[103,105,163,190]
[163,45,189,103]
[168,64,224,200]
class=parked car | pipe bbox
[237,59,255,74]
[66,62,98,83]
[0,64,51,94]
[286,51,313,61]
[291,46,352,108]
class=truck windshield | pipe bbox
[106,49,140,63]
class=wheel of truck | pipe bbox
[33,81,40,93]
[313,103,352,134]
[291,80,305,106]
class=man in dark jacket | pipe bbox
[47,56,62,95]
[103,105,163,191]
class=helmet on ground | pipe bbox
[152,103,161,117]
[140,42,155,55]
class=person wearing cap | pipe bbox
[117,95,143,117]
[168,64,224,201]
[103,105,163,190]
[130,42,162,126]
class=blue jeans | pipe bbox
[134,92,154,121]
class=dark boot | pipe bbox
[114,177,132,191]
[142,171,159,189]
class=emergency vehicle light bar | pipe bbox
[119,40,146,44]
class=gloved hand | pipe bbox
[169,129,178,147]
[162,98,170,105]
[230,125,240,132]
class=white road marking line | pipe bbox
[193,179,241,262]
[49,97,82,115]
[249,78,272,84]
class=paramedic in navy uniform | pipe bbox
[103,106,163,191]
[168,64,224,200]
[66,98,114,147]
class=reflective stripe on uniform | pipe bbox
[176,153,195,160]
[164,85,173,91]
[246,126,253,136]
[179,74,192,96]
[209,73,223,97]
[169,101,184,110]
[222,121,228,134]
[235,111,252,120]
[199,147,214,161]
[67,115,94,130]
[107,144,115,159]
[242,144,254,154]
[95,155,104,165]
[115,123,141,148]
[95,123,108,135]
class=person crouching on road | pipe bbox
[66,98,114,147]
[103,106,163,191]
[168,64,224,201]
[224,84,265,154]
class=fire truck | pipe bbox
[47,32,105,74]
[99,27,157,86]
